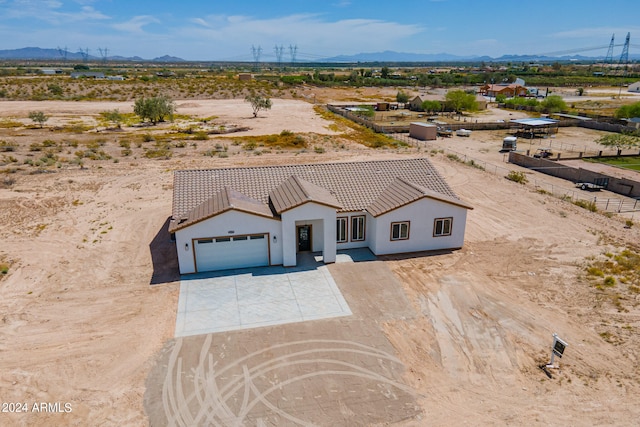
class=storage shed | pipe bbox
[409,122,437,141]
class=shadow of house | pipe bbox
[149,217,180,285]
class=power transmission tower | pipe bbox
[617,32,631,99]
[274,45,284,68]
[604,34,615,64]
[289,44,298,67]
[618,32,630,66]
[78,47,90,63]
[57,46,68,62]
[251,45,262,70]
[98,47,109,64]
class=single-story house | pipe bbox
[628,81,640,93]
[409,96,426,111]
[70,72,105,79]
[169,158,473,274]
[479,84,527,98]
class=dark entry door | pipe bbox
[297,225,311,252]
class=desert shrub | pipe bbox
[573,199,597,212]
[314,146,325,154]
[603,276,616,287]
[506,170,528,184]
[0,141,16,151]
[193,132,209,140]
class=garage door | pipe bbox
[194,234,269,272]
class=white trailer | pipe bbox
[456,129,472,137]
[502,136,517,151]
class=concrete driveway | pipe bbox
[175,253,357,337]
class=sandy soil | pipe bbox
[1,99,639,426]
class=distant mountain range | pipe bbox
[1,47,638,63]
[0,47,185,62]
[322,50,640,63]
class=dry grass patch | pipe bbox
[584,248,640,311]
[229,130,308,150]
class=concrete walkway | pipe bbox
[174,250,372,337]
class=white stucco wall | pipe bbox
[369,198,469,256]
[281,202,337,266]
[336,212,374,250]
[174,211,282,274]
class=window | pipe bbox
[391,222,410,240]
[351,216,365,241]
[336,217,348,243]
[434,217,452,237]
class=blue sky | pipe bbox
[1,0,639,60]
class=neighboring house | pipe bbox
[628,81,640,93]
[479,84,527,98]
[70,72,105,79]
[169,158,473,274]
[409,96,426,110]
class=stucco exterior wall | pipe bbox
[281,202,337,266]
[174,211,282,274]
[336,212,374,250]
[369,198,468,255]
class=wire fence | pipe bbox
[393,134,640,213]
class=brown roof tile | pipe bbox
[169,187,273,232]
[269,175,342,213]
[171,158,470,229]
[367,177,473,217]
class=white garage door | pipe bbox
[194,234,269,272]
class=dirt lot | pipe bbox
[1,99,639,426]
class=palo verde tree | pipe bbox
[615,101,640,119]
[595,132,640,152]
[444,90,478,113]
[396,91,410,103]
[421,100,442,114]
[133,95,175,124]
[100,109,124,129]
[28,111,49,128]
[539,95,567,113]
[245,93,272,118]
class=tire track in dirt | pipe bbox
[160,339,419,426]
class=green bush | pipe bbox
[573,199,597,212]
[506,170,528,184]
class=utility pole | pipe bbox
[274,45,284,68]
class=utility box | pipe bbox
[409,122,437,141]
[502,136,517,151]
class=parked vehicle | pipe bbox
[456,129,472,137]
[501,136,517,152]
[437,127,453,137]
[533,148,553,158]
[576,178,608,191]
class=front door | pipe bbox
[297,225,311,252]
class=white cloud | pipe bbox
[175,13,424,58]
[113,15,160,34]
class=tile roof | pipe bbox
[170,187,274,232]
[171,158,470,231]
[367,177,473,217]
[269,175,342,214]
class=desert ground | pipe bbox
[1,97,639,426]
